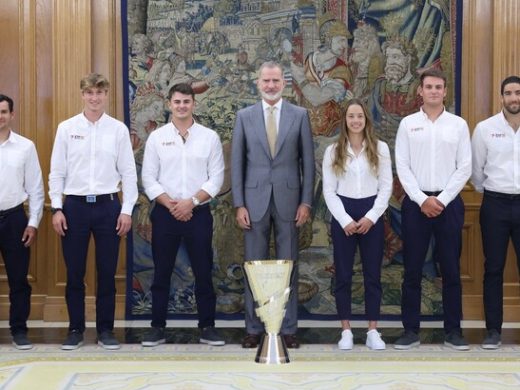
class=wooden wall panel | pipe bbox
[492,0,520,316]
[493,0,520,110]
[0,0,519,322]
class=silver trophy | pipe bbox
[244,259,294,364]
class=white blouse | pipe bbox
[322,140,392,228]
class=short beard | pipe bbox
[260,90,283,102]
[504,104,520,115]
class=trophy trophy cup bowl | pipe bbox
[244,259,294,364]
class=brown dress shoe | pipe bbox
[283,334,300,349]
[242,333,261,348]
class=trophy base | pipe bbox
[255,333,290,364]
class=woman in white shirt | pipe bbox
[322,99,392,350]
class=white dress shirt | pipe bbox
[395,108,472,207]
[262,99,282,133]
[322,140,393,227]
[49,112,138,215]
[0,131,44,227]
[471,111,520,194]
[141,121,224,202]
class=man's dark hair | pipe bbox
[420,68,447,87]
[168,83,195,100]
[0,94,14,112]
[501,75,520,95]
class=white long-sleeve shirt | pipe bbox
[322,140,392,227]
[48,112,138,215]
[471,111,520,194]
[0,131,44,227]
[395,108,472,207]
[141,121,224,202]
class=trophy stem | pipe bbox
[255,333,290,364]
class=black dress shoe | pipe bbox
[242,333,261,348]
[283,334,300,349]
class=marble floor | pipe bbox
[1,321,520,389]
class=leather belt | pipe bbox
[484,189,520,200]
[67,193,118,203]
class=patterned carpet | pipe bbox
[1,344,520,389]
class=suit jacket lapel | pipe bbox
[252,101,272,159]
[275,101,292,156]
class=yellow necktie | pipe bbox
[266,106,277,157]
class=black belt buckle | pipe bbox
[86,195,97,203]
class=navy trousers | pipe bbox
[62,196,121,334]
[0,207,31,335]
[150,203,216,329]
[481,191,520,332]
[401,194,464,334]
[331,195,384,320]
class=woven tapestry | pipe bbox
[123,0,462,320]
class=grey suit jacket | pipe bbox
[231,100,315,222]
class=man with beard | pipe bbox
[231,61,315,349]
[0,94,44,349]
[369,37,422,149]
[471,75,520,350]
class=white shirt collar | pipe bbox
[80,111,106,125]
[172,119,196,136]
[262,99,283,112]
[419,106,446,121]
[0,130,17,147]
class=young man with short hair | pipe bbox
[49,73,138,350]
[141,83,225,347]
[471,75,520,349]
[394,69,471,350]
[0,94,44,350]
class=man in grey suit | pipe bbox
[231,61,315,349]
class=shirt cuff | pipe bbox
[145,184,166,202]
[413,192,428,207]
[364,210,380,224]
[120,203,134,216]
[27,218,39,229]
[437,192,450,207]
[201,183,218,199]
[51,198,63,209]
[337,214,353,229]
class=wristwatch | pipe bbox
[191,196,200,207]
[50,207,62,215]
